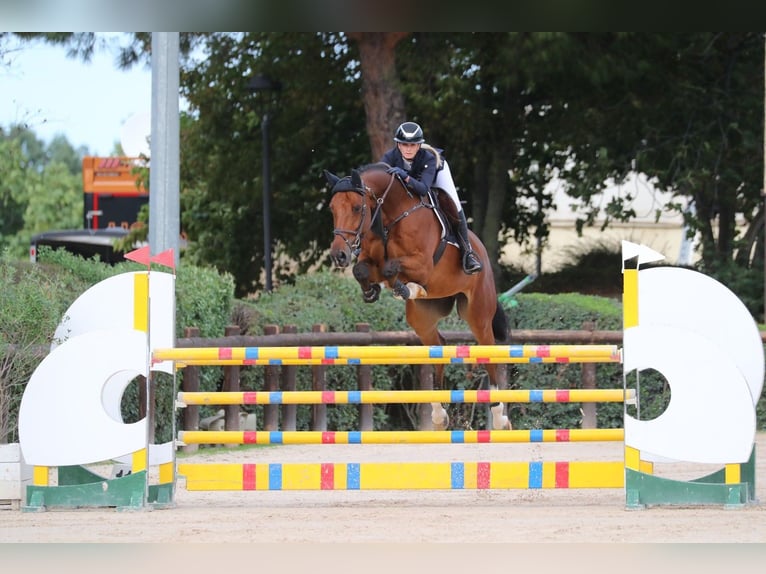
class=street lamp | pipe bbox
[247,73,282,292]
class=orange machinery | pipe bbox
[82,156,148,230]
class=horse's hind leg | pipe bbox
[407,299,454,430]
[458,295,512,430]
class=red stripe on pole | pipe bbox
[322,432,336,444]
[243,392,257,404]
[555,461,569,488]
[477,462,491,489]
[320,463,334,490]
[556,428,570,442]
[298,347,312,359]
[456,345,470,358]
[218,348,233,360]
[555,389,569,402]
[477,389,491,403]
[243,464,256,490]
[243,431,257,444]
[536,345,551,357]
[477,430,491,443]
[322,391,335,403]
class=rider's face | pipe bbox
[397,142,420,161]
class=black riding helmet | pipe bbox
[394,122,425,144]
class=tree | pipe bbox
[0,126,83,256]
[15,32,765,317]
[345,33,409,159]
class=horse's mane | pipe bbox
[357,162,390,174]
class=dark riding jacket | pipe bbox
[380,147,439,197]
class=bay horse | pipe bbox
[323,163,511,431]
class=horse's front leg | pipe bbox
[382,258,427,300]
[352,260,382,303]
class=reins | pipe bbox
[370,173,429,241]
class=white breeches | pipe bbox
[434,160,463,213]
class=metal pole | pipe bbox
[149,32,180,266]
[262,111,273,292]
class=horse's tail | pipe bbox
[492,299,511,343]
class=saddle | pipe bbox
[427,188,459,241]
[425,188,460,264]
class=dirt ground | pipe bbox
[2,433,766,545]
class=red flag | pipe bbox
[124,245,151,267]
[151,248,176,270]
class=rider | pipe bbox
[379,121,483,275]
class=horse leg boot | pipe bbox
[490,401,511,430]
[456,211,483,275]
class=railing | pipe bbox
[174,322,623,452]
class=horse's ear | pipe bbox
[351,169,363,189]
[323,169,340,187]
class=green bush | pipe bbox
[0,252,71,442]
[1,247,235,444]
[3,248,764,445]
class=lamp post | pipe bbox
[247,74,282,292]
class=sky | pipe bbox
[1,37,153,157]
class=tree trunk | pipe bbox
[347,32,409,160]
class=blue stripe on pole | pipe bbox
[450,390,464,403]
[451,430,465,443]
[268,359,283,365]
[428,346,443,358]
[347,463,360,489]
[528,461,542,488]
[530,429,543,442]
[269,392,282,404]
[269,463,282,490]
[450,358,465,364]
[451,462,465,489]
[348,431,362,444]
[245,348,259,359]
[529,390,543,402]
[348,391,361,403]
[509,345,523,357]
[270,431,283,444]
[325,346,339,358]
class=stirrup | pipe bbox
[462,251,483,274]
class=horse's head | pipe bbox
[325,169,371,268]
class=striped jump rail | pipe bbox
[177,388,636,406]
[153,344,622,366]
[177,460,626,491]
[177,428,625,445]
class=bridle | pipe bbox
[332,170,428,256]
[332,188,368,257]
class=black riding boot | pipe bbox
[457,211,483,275]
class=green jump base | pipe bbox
[22,467,175,512]
[625,446,757,509]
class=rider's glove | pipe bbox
[387,166,409,181]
